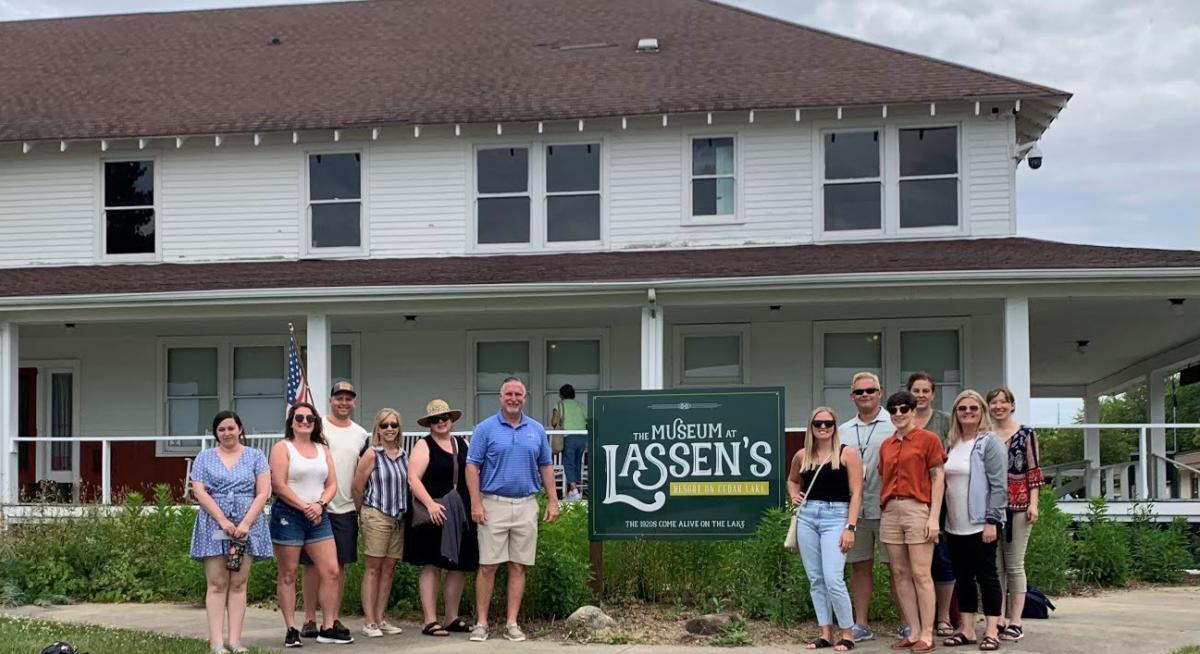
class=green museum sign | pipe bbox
[587,387,786,540]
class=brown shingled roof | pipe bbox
[2,238,1196,300]
[0,0,1069,143]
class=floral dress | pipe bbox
[189,447,273,560]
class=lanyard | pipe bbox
[854,420,880,454]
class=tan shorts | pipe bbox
[360,506,404,559]
[881,498,932,545]
[478,494,539,566]
[845,518,889,564]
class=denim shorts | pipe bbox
[932,537,956,584]
[269,501,334,547]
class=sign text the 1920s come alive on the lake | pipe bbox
[588,387,785,540]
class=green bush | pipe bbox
[1127,505,1192,584]
[734,507,812,624]
[1025,487,1072,595]
[1073,497,1130,587]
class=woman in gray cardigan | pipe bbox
[941,390,1007,651]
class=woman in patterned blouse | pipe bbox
[985,387,1045,642]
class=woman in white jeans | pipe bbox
[788,407,864,652]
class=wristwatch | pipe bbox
[845,523,857,532]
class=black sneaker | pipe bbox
[284,627,303,648]
[300,620,319,638]
[333,619,349,634]
[317,625,354,645]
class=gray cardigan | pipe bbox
[963,432,1008,526]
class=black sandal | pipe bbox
[980,635,1001,651]
[421,622,450,637]
[444,617,472,633]
[936,620,956,637]
[835,639,857,651]
[806,638,833,649]
[944,633,978,647]
[999,625,1023,641]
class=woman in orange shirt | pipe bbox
[878,390,947,654]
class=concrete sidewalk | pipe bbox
[5,585,1200,654]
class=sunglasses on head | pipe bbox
[380,421,400,430]
[429,414,453,424]
[851,388,880,396]
[886,405,913,415]
[956,405,981,413]
[811,420,836,429]
[293,414,317,424]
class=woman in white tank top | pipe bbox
[268,402,352,646]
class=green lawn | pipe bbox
[0,616,276,654]
[1170,647,1200,654]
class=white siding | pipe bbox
[607,130,684,248]
[964,118,1016,237]
[0,152,96,266]
[369,140,468,257]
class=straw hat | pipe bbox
[417,399,463,427]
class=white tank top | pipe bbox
[284,440,327,503]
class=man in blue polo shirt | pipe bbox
[465,376,560,643]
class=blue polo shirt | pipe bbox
[467,412,552,498]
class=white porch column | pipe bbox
[640,303,664,390]
[306,314,331,416]
[0,322,18,504]
[1147,371,1168,498]
[1003,297,1032,423]
[1083,394,1102,497]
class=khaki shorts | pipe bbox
[845,518,889,565]
[478,494,539,566]
[360,506,404,559]
[881,498,933,545]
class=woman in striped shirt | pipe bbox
[351,408,410,639]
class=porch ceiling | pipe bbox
[1030,296,1200,388]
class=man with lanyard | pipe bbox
[299,381,370,641]
[465,377,560,643]
[840,371,894,643]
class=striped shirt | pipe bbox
[363,446,409,519]
[467,412,552,498]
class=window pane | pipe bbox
[824,131,879,179]
[476,393,501,422]
[104,160,154,207]
[547,340,600,391]
[234,397,285,435]
[234,346,284,397]
[168,348,218,397]
[168,397,219,436]
[900,179,958,228]
[692,138,734,176]
[821,388,856,427]
[477,148,529,194]
[547,194,600,242]
[900,127,957,177]
[332,344,352,387]
[106,208,155,254]
[823,332,882,384]
[900,329,961,405]
[692,177,735,216]
[824,183,881,231]
[478,197,530,243]
[546,144,600,193]
[311,202,361,248]
[308,153,360,201]
[683,335,741,381]
[476,341,529,393]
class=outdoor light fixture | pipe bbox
[1076,339,1090,355]
[1170,298,1186,317]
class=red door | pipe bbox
[17,367,37,499]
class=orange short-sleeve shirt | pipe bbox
[878,427,947,509]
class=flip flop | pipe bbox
[421,622,450,637]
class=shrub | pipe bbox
[1025,487,1072,595]
[734,507,812,624]
[1128,505,1192,584]
[1073,497,1130,587]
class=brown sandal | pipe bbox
[936,621,956,638]
[979,636,1001,651]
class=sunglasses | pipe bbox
[811,420,836,429]
[429,414,453,424]
[379,422,400,430]
[886,405,913,415]
[851,388,880,396]
[293,414,317,425]
[956,405,981,413]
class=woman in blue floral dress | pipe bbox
[190,410,272,654]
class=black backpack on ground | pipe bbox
[1021,586,1056,619]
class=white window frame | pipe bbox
[672,323,751,387]
[468,136,608,253]
[815,120,965,242]
[466,328,609,426]
[897,125,962,231]
[302,147,369,258]
[812,317,969,410]
[682,131,741,226]
[98,154,161,262]
[156,334,359,457]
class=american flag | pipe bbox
[286,337,312,412]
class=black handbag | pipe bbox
[411,436,458,528]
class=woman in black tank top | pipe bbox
[786,407,865,651]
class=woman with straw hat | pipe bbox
[404,399,479,637]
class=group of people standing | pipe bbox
[786,372,1043,653]
[187,377,560,652]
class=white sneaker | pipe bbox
[565,489,582,501]
[362,623,383,638]
[377,620,403,635]
[504,623,527,642]
[469,623,489,642]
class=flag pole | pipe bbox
[288,322,314,405]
